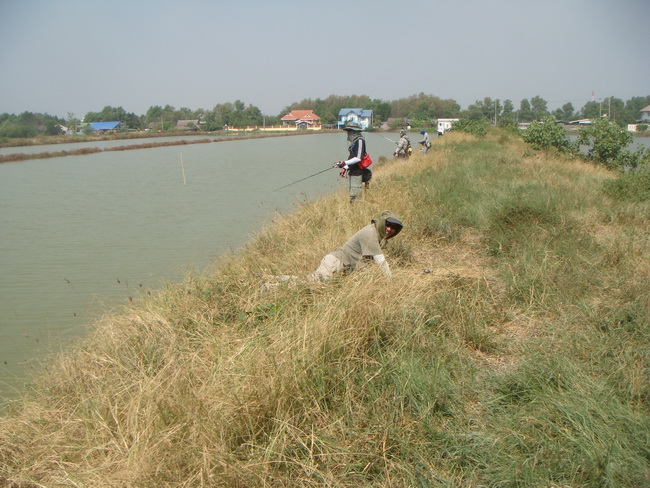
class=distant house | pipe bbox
[176,119,200,130]
[338,108,373,130]
[89,121,123,133]
[437,118,459,133]
[280,110,321,130]
[639,105,650,122]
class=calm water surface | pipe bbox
[0,133,398,401]
[568,133,649,152]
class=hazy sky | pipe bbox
[1,0,648,119]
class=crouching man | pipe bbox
[308,210,403,281]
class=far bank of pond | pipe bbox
[0,131,329,163]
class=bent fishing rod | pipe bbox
[273,166,335,191]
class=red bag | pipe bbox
[358,153,373,170]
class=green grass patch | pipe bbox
[603,167,650,202]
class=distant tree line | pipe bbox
[466,95,650,127]
[1,94,649,139]
[0,112,65,138]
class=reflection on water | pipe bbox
[0,133,398,401]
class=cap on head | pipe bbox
[342,122,363,132]
[385,216,403,237]
[372,211,404,239]
[420,129,425,134]
[385,217,402,228]
[400,129,406,135]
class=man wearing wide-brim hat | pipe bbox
[335,122,371,202]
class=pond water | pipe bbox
[0,132,398,402]
[567,133,649,152]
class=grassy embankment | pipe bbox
[1,130,648,486]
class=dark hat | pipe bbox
[385,216,403,238]
[373,211,404,239]
[385,217,403,229]
[342,122,363,132]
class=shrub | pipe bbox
[521,115,575,154]
[496,118,519,133]
[575,118,633,169]
[614,146,650,171]
[0,124,38,138]
[452,118,488,138]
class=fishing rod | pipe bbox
[376,134,398,144]
[273,166,335,192]
[371,132,398,144]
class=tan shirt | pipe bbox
[331,224,383,268]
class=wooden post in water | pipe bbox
[180,153,187,185]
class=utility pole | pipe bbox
[608,97,611,119]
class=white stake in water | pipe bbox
[180,153,187,185]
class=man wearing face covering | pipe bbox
[308,210,403,281]
[335,122,371,202]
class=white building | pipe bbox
[437,118,459,133]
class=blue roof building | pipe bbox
[337,108,373,130]
[88,121,122,132]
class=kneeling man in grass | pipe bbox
[308,210,403,281]
[262,210,403,290]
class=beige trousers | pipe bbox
[308,254,344,281]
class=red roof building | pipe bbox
[280,110,321,129]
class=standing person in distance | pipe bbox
[419,129,431,154]
[394,129,411,159]
[336,122,370,202]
